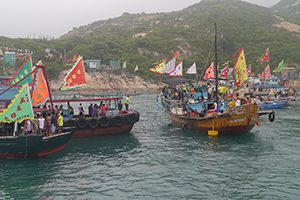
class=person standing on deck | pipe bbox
[57,112,64,134]
[88,103,93,117]
[78,103,85,117]
[118,100,123,114]
[125,95,130,111]
[38,115,45,134]
[102,104,108,116]
[45,113,52,136]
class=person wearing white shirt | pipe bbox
[235,99,241,107]
[38,115,45,134]
[26,120,32,134]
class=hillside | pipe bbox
[1,0,300,85]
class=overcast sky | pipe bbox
[1,0,280,39]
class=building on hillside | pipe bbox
[109,60,121,69]
[84,59,102,72]
[283,67,296,79]
[4,52,15,66]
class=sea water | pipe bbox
[0,92,300,199]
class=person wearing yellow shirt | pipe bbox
[125,95,131,111]
[57,112,64,134]
[227,100,235,108]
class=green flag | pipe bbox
[273,60,284,73]
[3,56,34,87]
[0,84,34,123]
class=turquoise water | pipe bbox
[1,92,300,199]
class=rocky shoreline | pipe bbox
[49,70,164,92]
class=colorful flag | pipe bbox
[31,69,49,107]
[256,48,269,62]
[262,65,271,78]
[170,60,182,77]
[203,62,214,80]
[0,83,33,123]
[247,65,251,75]
[273,60,284,73]
[220,66,229,78]
[283,69,288,76]
[149,60,166,74]
[59,56,87,91]
[186,62,197,75]
[122,61,127,69]
[231,48,248,86]
[172,51,180,59]
[258,73,262,78]
[3,56,34,87]
[254,85,259,95]
[162,58,176,73]
[222,61,229,66]
[134,65,139,72]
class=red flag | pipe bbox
[203,62,214,80]
[220,66,228,78]
[283,70,288,76]
[247,65,251,75]
[172,51,180,58]
[264,66,271,78]
[257,48,269,62]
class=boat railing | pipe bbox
[158,93,184,116]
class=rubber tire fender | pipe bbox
[88,118,98,129]
[269,111,275,122]
[113,115,124,127]
[126,113,138,124]
[65,119,76,127]
[77,118,88,129]
[99,116,110,128]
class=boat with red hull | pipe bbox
[0,127,75,157]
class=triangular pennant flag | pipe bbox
[59,56,87,91]
[186,62,197,75]
[170,60,183,77]
[262,65,271,78]
[122,61,127,69]
[247,65,251,75]
[273,60,284,73]
[256,48,269,62]
[162,58,176,73]
[232,48,248,85]
[283,69,288,76]
[3,56,34,87]
[203,62,215,80]
[220,66,229,78]
[0,83,33,123]
[149,60,166,74]
[134,65,139,72]
[31,69,49,107]
[172,51,180,59]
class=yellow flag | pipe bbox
[149,60,166,74]
[233,48,248,85]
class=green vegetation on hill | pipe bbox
[1,0,300,81]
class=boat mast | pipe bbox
[214,22,219,109]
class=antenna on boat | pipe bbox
[214,22,219,109]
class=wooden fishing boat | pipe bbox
[157,23,275,136]
[0,127,75,157]
[51,56,140,138]
[0,63,76,158]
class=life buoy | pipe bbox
[77,118,88,129]
[126,113,138,124]
[65,119,76,127]
[269,111,275,122]
[88,118,98,129]
[99,116,110,127]
[113,115,124,127]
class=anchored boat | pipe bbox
[157,23,274,136]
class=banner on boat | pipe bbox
[149,59,166,74]
[273,60,284,73]
[0,83,33,123]
[256,48,269,62]
[59,56,87,91]
[31,69,49,107]
[232,48,248,85]
[203,62,214,80]
[162,58,176,73]
[186,63,197,75]
[169,60,182,77]
[3,56,34,87]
